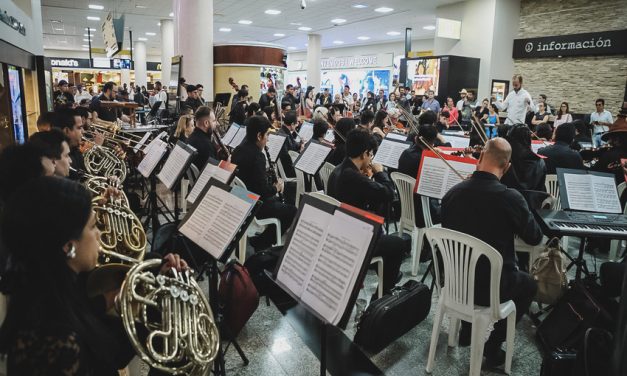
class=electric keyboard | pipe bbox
[536,209,627,239]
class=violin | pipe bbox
[450,145,483,157]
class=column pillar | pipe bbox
[306,34,322,94]
[134,41,147,88]
[160,19,174,87]
[120,69,131,86]
[174,0,213,98]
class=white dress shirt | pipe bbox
[496,88,534,125]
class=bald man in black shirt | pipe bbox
[441,137,542,368]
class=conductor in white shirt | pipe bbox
[495,74,534,125]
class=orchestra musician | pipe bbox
[326,117,356,166]
[441,137,542,369]
[28,129,73,178]
[229,89,249,126]
[51,108,86,180]
[182,85,203,113]
[258,87,277,111]
[536,123,584,174]
[231,116,297,250]
[501,124,546,192]
[89,82,119,123]
[327,129,406,301]
[187,106,218,170]
[591,106,627,184]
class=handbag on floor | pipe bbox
[531,238,567,304]
[354,280,431,353]
[218,261,259,338]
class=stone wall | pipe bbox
[513,0,626,114]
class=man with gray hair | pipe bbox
[441,137,543,369]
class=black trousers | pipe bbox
[372,234,407,294]
[252,197,297,249]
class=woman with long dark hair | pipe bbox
[502,125,547,192]
[554,101,573,128]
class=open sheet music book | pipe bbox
[298,122,314,142]
[274,195,382,327]
[156,141,197,190]
[186,158,237,204]
[179,180,260,262]
[294,140,333,175]
[372,138,411,169]
[557,168,622,214]
[441,134,470,149]
[142,131,168,155]
[385,132,407,141]
[137,139,168,178]
[415,150,477,199]
[221,123,246,148]
[266,133,287,163]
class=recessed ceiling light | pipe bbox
[289,22,302,26]
[352,4,368,8]
[219,27,231,32]
[331,18,346,24]
[82,44,89,47]
[85,27,96,31]
[83,38,92,42]
[265,9,281,15]
[333,40,344,44]
[298,26,312,31]
[88,4,104,10]
[273,33,285,37]
[288,46,297,50]
[53,27,63,31]
[50,19,62,23]
[83,34,90,36]
[157,22,161,26]
[135,5,147,8]
[238,20,252,25]
[423,25,436,30]
[386,31,401,36]
[305,43,308,47]
[82,48,89,51]
[169,12,174,17]
[357,36,370,40]
[87,16,101,21]
[138,37,148,41]
[145,32,156,36]
[374,7,394,13]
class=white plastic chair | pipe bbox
[318,162,336,194]
[610,182,627,261]
[391,172,438,276]
[231,176,283,263]
[306,191,384,299]
[425,227,516,376]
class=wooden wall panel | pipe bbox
[214,45,286,67]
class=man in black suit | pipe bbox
[327,129,406,300]
[231,116,297,249]
[229,89,248,125]
[182,85,203,113]
[187,106,217,169]
[537,123,584,174]
[281,84,297,111]
[441,137,542,368]
[259,87,277,111]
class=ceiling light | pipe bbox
[169,12,174,17]
[85,27,96,31]
[82,48,89,51]
[219,27,231,32]
[135,5,147,8]
[83,34,90,36]
[87,16,101,21]
[88,4,104,10]
[352,4,368,8]
[298,26,312,31]
[305,43,308,47]
[138,37,148,41]
[158,22,161,26]
[333,40,344,44]
[82,44,89,47]
[423,25,436,30]
[145,32,156,36]
[273,33,285,37]
[53,27,63,31]
[265,9,281,15]
[386,31,401,36]
[50,19,62,23]
[289,22,302,26]
[238,20,253,25]
[357,36,370,40]
[331,18,346,24]
[288,46,297,50]
[374,7,394,13]
[83,38,92,42]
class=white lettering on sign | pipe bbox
[50,59,80,67]
[534,37,612,52]
[320,56,378,69]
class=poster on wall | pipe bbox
[405,58,440,95]
[320,69,391,98]
[7,66,25,144]
[260,67,285,96]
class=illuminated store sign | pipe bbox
[513,30,627,58]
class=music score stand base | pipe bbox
[143,173,175,236]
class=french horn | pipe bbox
[119,259,220,375]
[93,200,146,264]
[86,176,129,207]
[84,145,128,182]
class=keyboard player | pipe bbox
[441,137,543,369]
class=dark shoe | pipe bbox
[483,346,506,369]
[458,323,471,347]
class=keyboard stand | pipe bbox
[564,236,593,282]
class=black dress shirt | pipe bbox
[592,145,627,185]
[186,127,217,169]
[182,97,203,113]
[326,144,346,166]
[277,127,297,178]
[89,94,118,122]
[442,171,543,291]
[259,93,275,110]
[229,101,247,125]
[69,147,86,180]
[231,140,276,200]
[537,141,585,174]
[327,158,395,212]
[501,147,546,191]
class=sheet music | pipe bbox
[300,210,374,325]
[385,132,407,141]
[295,142,333,175]
[137,139,167,178]
[298,122,314,142]
[266,134,287,162]
[324,129,335,143]
[532,140,554,154]
[221,124,240,146]
[179,185,252,259]
[186,163,233,204]
[441,134,470,149]
[133,132,151,153]
[276,204,333,297]
[372,139,411,169]
[157,144,194,190]
[229,127,247,148]
[416,154,477,199]
[563,173,621,213]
